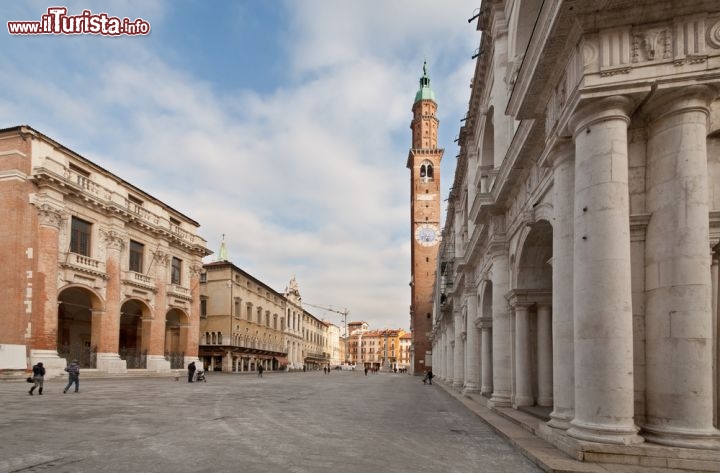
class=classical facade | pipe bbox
[325,322,344,367]
[432,0,720,467]
[0,125,210,376]
[408,62,443,374]
[199,260,289,372]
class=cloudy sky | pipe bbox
[2,0,480,331]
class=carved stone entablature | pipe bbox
[35,202,64,229]
[708,17,720,49]
[100,228,125,252]
[632,25,672,63]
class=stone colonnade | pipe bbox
[433,89,720,449]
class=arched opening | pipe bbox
[510,0,543,77]
[57,286,101,368]
[512,220,553,411]
[119,299,149,369]
[165,309,187,369]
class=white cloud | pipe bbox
[0,0,480,330]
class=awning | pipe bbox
[274,356,289,365]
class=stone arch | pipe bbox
[511,219,554,409]
[481,107,495,188]
[515,219,553,290]
[57,285,104,368]
[164,308,188,368]
[119,298,151,368]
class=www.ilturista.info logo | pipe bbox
[7,7,151,36]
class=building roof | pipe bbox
[0,124,203,228]
[414,61,436,103]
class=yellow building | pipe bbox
[199,261,288,372]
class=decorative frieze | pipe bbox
[100,228,125,252]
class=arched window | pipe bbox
[211,332,216,344]
[420,160,434,182]
[218,332,223,344]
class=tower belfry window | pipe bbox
[420,160,434,182]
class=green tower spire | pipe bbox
[414,60,435,103]
[218,234,228,262]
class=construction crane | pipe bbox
[302,302,350,364]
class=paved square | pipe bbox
[0,371,541,472]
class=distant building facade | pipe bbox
[432,0,720,467]
[0,125,210,375]
[199,261,288,372]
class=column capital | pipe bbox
[643,84,718,124]
[101,228,126,252]
[569,95,634,138]
[34,202,64,229]
[549,138,574,168]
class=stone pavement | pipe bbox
[0,371,542,473]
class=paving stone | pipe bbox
[0,372,542,473]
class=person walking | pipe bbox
[257,364,264,378]
[28,362,45,395]
[426,369,434,385]
[63,360,80,393]
[187,361,196,383]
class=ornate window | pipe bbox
[171,257,182,285]
[129,240,144,272]
[70,217,92,256]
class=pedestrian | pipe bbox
[28,362,45,395]
[187,361,196,383]
[427,369,434,385]
[364,367,368,376]
[63,359,80,393]
[258,364,264,377]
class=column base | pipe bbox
[481,385,493,396]
[642,424,720,450]
[30,349,69,378]
[537,396,554,407]
[547,408,574,430]
[146,355,171,372]
[489,392,512,408]
[452,380,464,390]
[568,419,644,446]
[513,395,534,408]
[96,353,127,374]
[462,383,480,395]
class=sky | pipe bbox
[1,0,480,331]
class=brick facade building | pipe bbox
[0,125,210,376]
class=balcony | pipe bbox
[122,271,156,292]
[61,252,107,279]
[167,284,192,301]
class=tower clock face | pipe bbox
[415,224,439,246]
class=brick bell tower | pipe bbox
[407,61,443,374]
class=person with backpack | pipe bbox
[28,362,45,395]
[63,360,80,393]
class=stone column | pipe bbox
[146,249,171,372]
[446,323,454,384]
[453,309,465,389]
[537,303,553,407]
[96,229,126,373]
[480,322,493,395]
[185,263,202,359]
[548,140,575,429]
[713,252,719,430]
[513,303,533,407]
[464,291,480,393]
[489,242,511,407]
[642,86,720,449]
[30,203,68,372]
[567,96,643,445]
